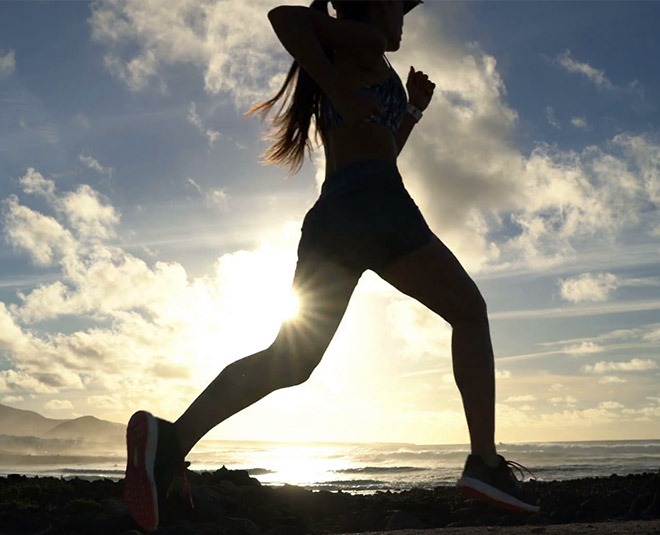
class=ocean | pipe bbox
[1,439,659,493]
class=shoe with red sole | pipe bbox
[457,454,540,513]
[123,410,193,531]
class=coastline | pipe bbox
[0,468,658,534]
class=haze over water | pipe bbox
[2,439,658,493]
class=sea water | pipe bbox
[1,439,658,492]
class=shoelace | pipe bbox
[166,460,195,508]
[504,459,537,483]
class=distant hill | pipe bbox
[46,415,124,443]
[0,403,68,437]
[0,403,125,445]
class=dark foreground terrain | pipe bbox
[0,468,658,534]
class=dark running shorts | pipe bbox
[297,159,433,276]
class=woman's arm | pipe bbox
[268,6,346,103]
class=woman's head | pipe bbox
[333,1,405,52]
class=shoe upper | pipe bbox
[462,454,539,508]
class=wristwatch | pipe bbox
[405,103,423,122]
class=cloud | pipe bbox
[44,399,74,411]
[186,177,231,210]
[583,358,658,374]
[79,153,113,177]
[598,401,623,410]
[598,376,626,384]
[554,50,644,101]
[187,102,221,148]
[87,1,660,276]
[555,50,614,90]
[563,341,604,356]
[546,106,561,129]
[1,168,299,416]
[559,272,619,303]
[550,395,577,406]
[89,0,278,106]
[571,117,588,130]
[0,48,16,77]
[505,394,536,402]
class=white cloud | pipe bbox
[546,106,561,129]
[583,358,658,374]
[559,272,619,303]
[598,401,623,410]
[556,50,614,90]
[563,341,604,356]
[186,177,231,210]
[1,395,24,404]
[598,376,626,384]
[19,168,56,199]
[1,169,301,416]
[496,369,512,380]
[207,188,230,209]
[60,185,120,240]
[187,102,222,148]
[0,48,16,77]
[87,1,660,277]
[89,0,278,107]
[4,195,77,267]
[386,298,452,361]
[44,399,74,411]
[79,153,113,177]
[554,50,644,101]
[571,117,588,129]
[550,395,577,406]
[505,394,536,402]
[614,133,660,204]
[87,395,123,409]
[0,369,58,394]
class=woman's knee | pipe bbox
[267,335,325,388]
[448,280,488,327]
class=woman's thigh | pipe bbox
[375,234,486,325]
[273,258,361,358]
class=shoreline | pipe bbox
[0,468,658,534]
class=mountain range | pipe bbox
[0,403,125,453]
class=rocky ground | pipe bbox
[0,468,658,534]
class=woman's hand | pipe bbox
[406,66,435,111]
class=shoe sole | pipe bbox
[124,410,159,531]
[457,476,541,513]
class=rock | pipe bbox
[385,510,425,530]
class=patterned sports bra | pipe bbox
[319,55,407,134]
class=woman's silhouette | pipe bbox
[123,1,539,530]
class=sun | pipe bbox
[280,289,300,322]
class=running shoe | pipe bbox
[123,410,194,531]
[457,454,540,513]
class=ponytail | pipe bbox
[243,0,333,178]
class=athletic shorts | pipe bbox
[297,159,433,276]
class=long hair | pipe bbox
[243,1,371,178]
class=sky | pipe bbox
[1,0,659,448]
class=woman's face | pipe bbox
[373,1,405,51]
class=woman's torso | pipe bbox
[320,50,405,175]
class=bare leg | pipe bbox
[378,235,496,457]
[174,260,360,457]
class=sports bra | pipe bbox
[318,54,407,134]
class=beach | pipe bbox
[1,467,658,534]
